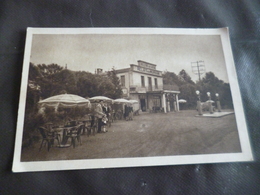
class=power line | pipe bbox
[191,61,205,81]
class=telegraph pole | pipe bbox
[191,61,205,81]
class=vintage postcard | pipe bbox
[12,28,253,172]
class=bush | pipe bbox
[22,112,46,148]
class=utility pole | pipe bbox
[191,61,205,81]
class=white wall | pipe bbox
[132,72,163,90]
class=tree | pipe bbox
[179,83,197,109]
[178,69,194,85]
[76,71,98,98]
[197,72,233,108]
[33,64,65,98]
[28,62,42,80]
[163,71,183,86]
[107,68,122,99]
[51,69,77,95]
[37,63,63,77]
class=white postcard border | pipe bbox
[12,27,253,172]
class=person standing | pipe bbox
[95,100,106,133]
[102,103,110,131]
[129,104,133,120]
[124,103,129,121]
[102,103,110,118]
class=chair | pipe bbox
[86,116,98,136]
[66,124,83,148]
[65,120,77,127]
[38,126,60,151]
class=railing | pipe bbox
[129,85,163,93]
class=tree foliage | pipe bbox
[163,70,233,109]
[179,83,197,108]
[23,63,124,147]
[28,63,122,101]
[107,68,122,99]
[196,72,233,108]
[178,69,195,85]
[37,63,63,77]
[163,71,183,86]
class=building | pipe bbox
[115,60,180,113]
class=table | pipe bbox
[79,119,91,134]
[52,126,76,147]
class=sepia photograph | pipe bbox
[12,28,253,172]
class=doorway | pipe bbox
[140,99,146,111]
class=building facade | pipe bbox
[115,60,180,113]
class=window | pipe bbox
[148,77,152,85]
[130,87,136,92]
[120,75,125,87]
[141,76,145,87]
[154,78,158,89]
[148,77,152,91]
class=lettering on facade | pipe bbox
[137,66,160,75]
[139,61,156,70]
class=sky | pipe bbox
[30,33,229,83]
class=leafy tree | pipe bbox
[76,71,98,98]
[51,69,77,95]
[163,70,197,109]
[197,72,233,108]
[107,68,122,99]
[178,69,195,85]
[163,71,183,86]
[179,83,197,109]
[28,62,42,80]
[37,63,63,77]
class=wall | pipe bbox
[131,71,163,91]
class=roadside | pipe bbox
[21,110,241,161]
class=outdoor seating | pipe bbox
[115,110,123,120]
[38,126,60,151]
[86,115,98,136]
[65,120,77,127]
[66,124,83,148]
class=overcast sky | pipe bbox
[30,33,229,83]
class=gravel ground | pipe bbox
[21,110,241,162]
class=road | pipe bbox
[21,110,241,161]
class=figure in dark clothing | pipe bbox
[124,104,130,120]
[102,103,110,118]
[95,101,106,133]
[102,103,110,132]
[128,105,133,120]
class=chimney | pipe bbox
[96,68,103,74]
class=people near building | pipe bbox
[128,104,133,120]
[124,103,130,120]
[102,103,110,118]
[101,114,108,132]
[108,104,113,122]
[115,60,180,113]
[102,103,110,132]
[89,104,96,129]
[95,100,106,133]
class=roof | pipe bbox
[115,68,130,74]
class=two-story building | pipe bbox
[115,60,180,113]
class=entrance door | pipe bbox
[140,99,146,111]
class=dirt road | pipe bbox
[21,110,241,161]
